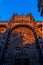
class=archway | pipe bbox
[10,25,37,44]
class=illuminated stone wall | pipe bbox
[0,14,43,40]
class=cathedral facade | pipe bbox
[0,14,43,65]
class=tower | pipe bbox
[38,0,43,16]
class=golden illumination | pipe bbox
[0,28,6,33]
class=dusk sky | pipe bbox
[0,0,43,21]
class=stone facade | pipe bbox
[0,14,43,65]
[0,14,43,39]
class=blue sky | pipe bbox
[0,0,43,21]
